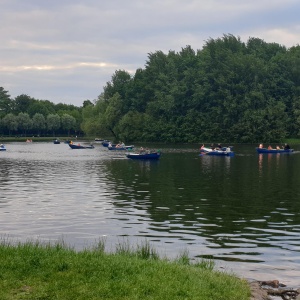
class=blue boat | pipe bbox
[200,146,234,157]
[0,144,6,151]
[126,152,161,160]
[256,147,293,154]
[102,140,112,147]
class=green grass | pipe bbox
[0,239,251,300]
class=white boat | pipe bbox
[0,144,6,151]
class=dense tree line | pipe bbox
[81,35,300,143]
[0,89,93,137]
[2,35,300,142]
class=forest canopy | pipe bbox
[2,34,300,142]
[81,35,300,143]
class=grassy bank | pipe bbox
[0,240,251,300]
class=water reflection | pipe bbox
[0,143,300,285]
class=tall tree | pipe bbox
[0,87,12,117]
[61,114,76,137]
[47,114,61,137]
[32,113,46,136]
[17,112,32,136]
[2,113,18,136]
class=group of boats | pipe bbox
[199,143,294,156]
[101,140,161,159]
[2,139,294,159]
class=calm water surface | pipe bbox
[1,142,300,286]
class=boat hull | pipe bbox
[200,147,234,156]
[127,152,161,160]
[256,148,293,154]
[108,145,134,151]
[69,144,94,149]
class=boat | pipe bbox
[53,139,60,144]
[0,144,6,151]
[102,140,112,147]
[256,147,293,154]
[126,151,161,160]
[94,138,104,142]
[108,145,134,151]
[69,143,95,149]
[200,146,234,156]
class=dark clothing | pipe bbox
[284,144,290,150]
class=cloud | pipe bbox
[1,0,300,106]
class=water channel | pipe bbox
[0,142,299,286]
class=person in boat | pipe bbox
[108,141,112,147]
[283,143,290,150]
[216,143,222,150]
[70,140,73,144]
[276,145,280,150]
[210,143,215,150]
[139,147,145,154]
[259,143,263,149]
[267,145,273,150]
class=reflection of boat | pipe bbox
[126,152,161,160]
[256,148,293,154]
[53,139,60,144]
[108,145,134,151]
[200,146,234,156]
[0,144,6,151]
[69,143,95,149]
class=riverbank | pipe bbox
[0,240,251,300]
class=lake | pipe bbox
[0,141,299,286]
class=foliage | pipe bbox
[82,35,300,143]
[1,34,300,142]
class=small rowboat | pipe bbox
[200,146,234,157]
[69,143,94,149]
[108,145,134,151]
[0,144,6,151]
[256,148,293,154]
[126,152,161,160]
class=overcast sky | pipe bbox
[1,0,299,107]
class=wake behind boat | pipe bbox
[200,145,234,156]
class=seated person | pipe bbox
[283,143,290,150]
[267,145,272,150]
[259,144,263,149]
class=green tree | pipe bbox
[2,113,18,136]
[47,114,61,137]
[32,113,46,136]
[17,112,32,136]
[61,114,76,137]
[0,87,12,117]
[13,94,34,114]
